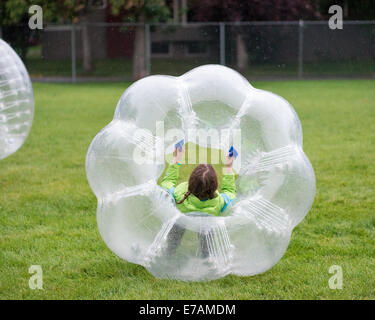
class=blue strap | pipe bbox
[168,187,176,199]
[221,193,232,213]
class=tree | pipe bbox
[318,0,375,19]
[1,0,170,79]
[0,0,104,72]
[53,0,108,73]
[189,0,320,71]
[0,0,57,63]
[110,0,171,80]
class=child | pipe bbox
[160,145,236,257]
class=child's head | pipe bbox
[177,164,218,204]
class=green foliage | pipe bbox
[319,0,375,20]
[110,0,171,23]
[0,80,374,299]
[0,0,139,25]
[0,0,59,25]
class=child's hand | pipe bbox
[225,153,234,167]
[174,146,185,164]
[224,153,234,174]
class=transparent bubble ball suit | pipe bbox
[86,65,315,281]
[0,39,34,160]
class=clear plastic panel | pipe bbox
[0,39,34,160]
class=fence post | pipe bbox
[71,25,77,83]
[298,19,304,78]
[220,23,226,65]
[145,23,151,76]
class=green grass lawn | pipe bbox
[157,142,239,190]
[0,80,374,299]
[26,56,375,79]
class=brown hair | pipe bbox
[177,164,218,204]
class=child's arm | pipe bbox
[160,163,180,189]
[221,154,236,200]
[222,174,236,200]
[160,144,185,190]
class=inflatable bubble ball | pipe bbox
[0,39,34,160]
[86,65,315,281]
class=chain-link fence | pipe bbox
[1,21,375,82]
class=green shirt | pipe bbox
[160,164,236,216]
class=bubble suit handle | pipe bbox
[0,39,34,160]
[86,65,315,281]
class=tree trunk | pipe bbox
[132,24,147,80]
[82,21,93,73]
[181,0,187,24]
[173,0,179,23]
[236,32,248,72]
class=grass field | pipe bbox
[157,142,239,190]
[26,56,375,79]
[0,79,374,299]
